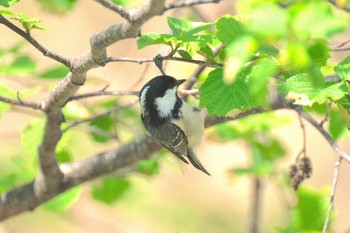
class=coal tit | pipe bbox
[139,75,210,175]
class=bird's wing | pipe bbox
[145,121,189,164]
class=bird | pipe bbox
[139,75,210,175]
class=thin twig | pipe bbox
[106,55,223,68]
[322,156,342,233]
[328,0,350,12]
[0,95,42,110]
[164,0,221,11]
[95,0,130,20]
[63,100,138,132]
[297,112,307,158]
[69,90,139,101]
[0,15,71,67]
[331,47,350,51]
[296,108,350,162]
[320,102,332,128]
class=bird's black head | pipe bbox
[139,75,185,99]
[139,75,186,124]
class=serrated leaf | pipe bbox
[91,177,130,204]
[334,56,350,81]
[200,68,256,116]
[38,65,69,79]
[44,186,81,213]
[329,109,348,140]
[12,13,49,32]
[280,73,348,106]
[216,15,244,46]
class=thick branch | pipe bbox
[0,15,71,67]
[0,113,239,220]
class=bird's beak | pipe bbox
[177,79,186,86]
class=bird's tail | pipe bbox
[187,148,211,176]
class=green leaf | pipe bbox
[258,43,279,56]
[212,112,292,141]
[9,55,36,74]
[334,56,350,81]
[137,33,171,49]
[279,43,311,71]
[44,186,82,213]
[223,35,258,83]
[216,15,244,46]
[329,109,348,140]
[307,40,330,67]
[89,115,114,143]
[249,58,277,107]
[200,67,256,116]
[11,13,49,32]
[35,0,78,14]
[38,65,69,79]
[177,49,192,60]
[291,1,347,39]
[56,148,72,163]
[336,95,350,129]
[291,186,331,231]
[136,158,160,176]
[0,84,16,117]
[111,0,142,7]
[17,86,41,98]
[0,0,19,7]
[245,2,288,40]
[91,177,130,204]
[21,119,44,158]
[62,102,90,120]
[278,73,349,106]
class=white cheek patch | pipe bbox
[140,86,150,115]
[155,87,177,118]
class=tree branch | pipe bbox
[0,95,42,110]
[164,0,221,11]
[0,112,244,220]
[295,108,350,162]
[322,156,342,233]
[106,55,223,68]
[95,0,130,20]
[0,15,71,67]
